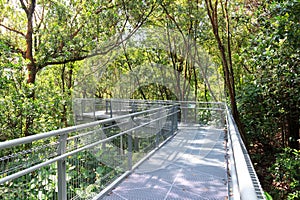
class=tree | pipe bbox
[0,0,155,137]
[246,0,299,149]
[204,0,246,142]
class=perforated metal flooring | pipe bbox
[101,126,228,200]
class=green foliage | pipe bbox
[0,147,123,199]
[0,44,28,140]
[269,148,300,199]
[0,164,57,199]
[238,0,300,147]
[0,63,73,140]
[235,0,299,198]
[0,0,299,199]
[265,192,273,200]
[238,79,281,143]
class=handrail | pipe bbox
[0,105,173,150]
[0,107,177,185]
[0,104,178,200]
[226,106,265,200]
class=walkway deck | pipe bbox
[101,125,228,200]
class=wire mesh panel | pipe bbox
[0,102,178,200]
[0,134,60,199]
[178,102,226,128]
[73,98,108,124]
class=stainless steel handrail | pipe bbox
[0,104,178,200]
[226,106,265,200]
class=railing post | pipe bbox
[105,99,108,114]
[156,110,162,146]
[171,106,175,133]
[174,105,178,131]
[82,99,85,116]
[57,133,67,200]
[109,99,113,118]
[105,99,113,117]
[79,99,83,120]
[194,103,197,124]
[127,133,133,170]
[156,131,160,147]
[93,98,96,120]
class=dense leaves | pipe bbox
[237,0,300,198]
[239,0,299,148]
[269,148,300,199]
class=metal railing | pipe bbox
[73,98,226,126]
[0,104,178,200]
[176,101,226,127]
[0,99,265,200]
[226,106,266,200]
[73,98,172,124]
[175,101,265,199]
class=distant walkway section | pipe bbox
[101,126,228,200]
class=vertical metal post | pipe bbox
[93,98,96,120]
[173,105,178,131]
[80,99,83,120]
[194,103,197,124]
[171,106,175,133]
[109,99,113,118]
[134,137,139,152]
[127,133,133,170]
[82,99,85,116]
[120,135,124,155]
[57,134,67,200]
[105,99,108,114]
[156,109,161,146]
[156,131,160,147]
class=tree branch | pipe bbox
[70,24,84,40]
[43,56,87,66]
[42,1,155,71]
[19,0,28,14]
[29,0,36,16]
[205,0,214,26]
[34,2,45,31]
[160,3,187,44]
[0,24,25,37]
[3,40,26,58]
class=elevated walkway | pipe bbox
[0,99,265,200]
[101,126,227,200]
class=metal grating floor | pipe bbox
[101,126,228,200]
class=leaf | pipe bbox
[265,192,273,200]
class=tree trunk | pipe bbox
[288,106,299,150]
[61,64,68,127]
[204,0,247,143]
[24,0,37,85]
[23,0,37,137]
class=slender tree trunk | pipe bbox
[23,0,37,137]
[204,0,246,143]
[288,106,299,149]
[61,64,68,127]
[24,0,37,85]
[196,55,218,101]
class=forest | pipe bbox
[0,0,299,199]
